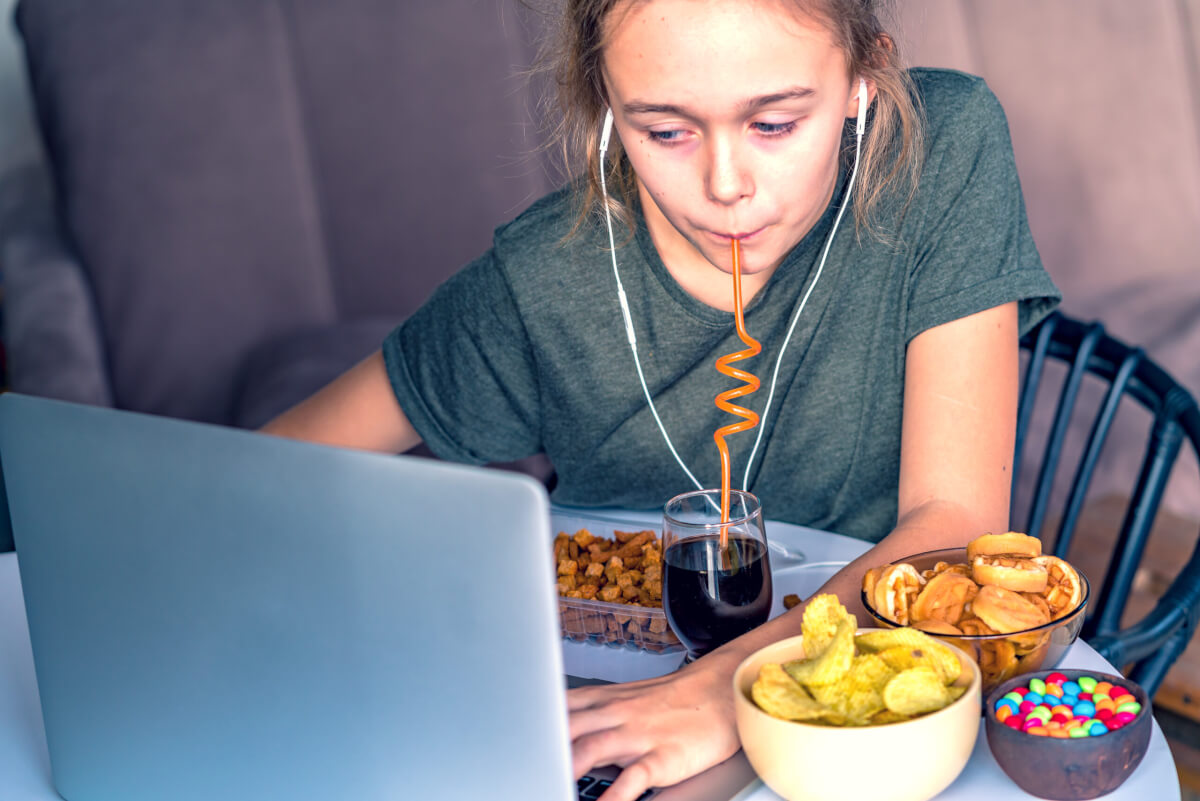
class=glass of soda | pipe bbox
[662,489,773,663]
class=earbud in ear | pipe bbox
[855,78,868,136]
[600,108,614,155]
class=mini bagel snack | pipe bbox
[861,533,1088,692]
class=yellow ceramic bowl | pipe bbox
[732,630,982,801]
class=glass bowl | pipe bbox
[861,547,1089,695]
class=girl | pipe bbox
[265,1,1059,797]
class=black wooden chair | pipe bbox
[1014,311,1200,695]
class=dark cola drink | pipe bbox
[663,535,772,659]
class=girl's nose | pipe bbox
[705,137,754,205]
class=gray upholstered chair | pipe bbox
[1,0,556,430]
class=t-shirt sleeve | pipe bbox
[904,75,1061,343]
[381,249,542,465]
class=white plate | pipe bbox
[768,561,849,619]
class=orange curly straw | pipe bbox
[713,238,761,547]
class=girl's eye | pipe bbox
[751,120,797,137]
[647,129,688,144]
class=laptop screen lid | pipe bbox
[0,393,574,801]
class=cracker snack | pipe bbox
[554,527,681,652]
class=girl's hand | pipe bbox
[567,651,743,801]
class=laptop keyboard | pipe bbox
[577,775,655,800]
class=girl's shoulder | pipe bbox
[488,181,607,274]
[907,67,1009,140]
[492,183,578,249]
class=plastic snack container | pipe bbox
[552,509,683,654]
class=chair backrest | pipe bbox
[1015,311,1200,694]
[14,0,556,423]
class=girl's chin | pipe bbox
[699,244,782,276]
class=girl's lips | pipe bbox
[708,227,765,243]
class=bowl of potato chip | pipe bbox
[860,532,1089,694]
[733,595,982,801]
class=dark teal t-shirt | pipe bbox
[382,69,1061,542]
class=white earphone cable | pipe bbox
[741,123,864,489]
[600,118,708,492]
[599,80,867,493]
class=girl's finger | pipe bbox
[595,754,659,801]
[568,702,623,741]
[571,726,645,780]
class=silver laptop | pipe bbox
[1,392,576,801]
[0,393,758,801]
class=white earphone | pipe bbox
[599,78,870,493]
[855,76,868,134]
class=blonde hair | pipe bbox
[532,0,925,241]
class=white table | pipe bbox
[557,513,1181,801]
[0,518,1182,801]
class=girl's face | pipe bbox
[602,0,863,282]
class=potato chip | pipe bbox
[784,616,855,686]
[811,710,850,725]
[870,708,913,725]
[857,627,961,683]
[913,640,962,685]
[883,666,952,716]
[801,594,852,657]
[808,653,893,724]
[750,594,969,729]
[874,645,958,685]
[855,626,928,653]
[750,663,828,721]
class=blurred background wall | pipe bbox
[893,0,1200,525]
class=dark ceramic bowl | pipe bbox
[861,547,1089,695]
[984,669,1151,800]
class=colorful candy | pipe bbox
[992,674,1142,738]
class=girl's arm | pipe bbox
[568,300,1020,801]
[260,350,423,455]
[822,298,1019,620]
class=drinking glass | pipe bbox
[662,489,773,663]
